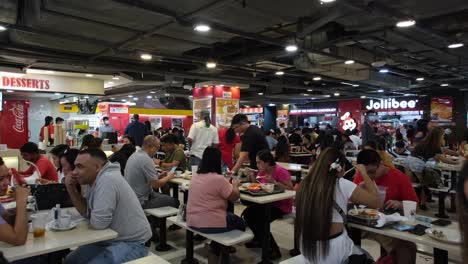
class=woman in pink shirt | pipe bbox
[187,147,245,263]
[243,150,294,260]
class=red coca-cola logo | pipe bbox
[8,103,25,133]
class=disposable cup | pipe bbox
[176,171,182,177]
[403,200,417,222]
[191,165,198,175]
[31,212,48,238]
[377,186,387,204]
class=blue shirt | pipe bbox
[266,136,278,150]
[124,121,148,146]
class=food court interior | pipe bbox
[0,0,468,263]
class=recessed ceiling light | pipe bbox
[377,89,384,92]
[189,95,193,98]
[379,69,389,73]
[110,97,116,100]
[258,92,264,95]
[0,25,6,31]
[140,53,152,60]
[6,90,13,93]
[112,76,120,80]
[404,94,411,97]
[146,95,152,99]
[194,24,211,32]
[133,97,138,100]
[121,99,127,102]
[150,91,156,94]
[307,89,313,92]
[313,77,321,81]
[45,70,55,74]
[416,77,424,81]
[360,95,366,99]
[54,92,60,95]
[206,61,217,69]
[84,95,89,99]
[344,60,355,65]
[303,93,309,96]
[352,84,359,87]
[396,19,416,28]
[165,93,170,96]
[334,92,340,96]
[285,45,298,52]
[268,103,275,106]
[85,74,93,77]
[320,0,336,3]
[275,71,284,76]
[128,95,133,98]
[440,83,449,87]
[448,43,464,49]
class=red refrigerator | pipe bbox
[0,100,29,149]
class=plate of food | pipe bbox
[425,228,461,244]
[348,208,380,220]
[247,183,262,192]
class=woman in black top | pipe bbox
[109,144,137,175]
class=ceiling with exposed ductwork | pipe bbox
[0,0,467,105]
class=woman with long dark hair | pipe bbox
[109,144,137,175]
[296,148,382,263]
[457,162,468,263]
[39,116,55,145]
[275,135,290,162]
[218,127,240,169]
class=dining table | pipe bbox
[348,215,462,264]
[0,209,118,262]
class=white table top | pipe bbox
[124,254,171,264]
[240,190,296,204]
[289,153,313,157]
[168,177,190,186]
[277,162,306,172]
[349,217,461,254]
[0,220,118,261]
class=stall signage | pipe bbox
[222,91,232,98]
[241,107,263,114]
[365,98,418,110]
[1,76,50,90]
[110,107,128,114]
[289,108,336,114]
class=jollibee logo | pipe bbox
[340,112,357,131]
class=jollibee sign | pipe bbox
[365,98,419,110]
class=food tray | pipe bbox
[240,187,284,196]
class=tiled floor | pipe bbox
[149,195,462,264]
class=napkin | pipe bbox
[375,213,408,228]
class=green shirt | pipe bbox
[164,146,187,171]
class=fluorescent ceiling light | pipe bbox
[353,84,359,87]
[6,90,14,93]
[133,97,138,100]
[85,74,93,77]
[360,95,366,98]
[110,97,115,100]
[112,76,120,80]
[440,83,449,87]
[165,93,170,96]
[334,93,340,96]
[379,69,389,73]
[275,71,284,76]
[194,24,211,32]
[189,95,193,98]
[285,45,298,52]
[396,19,416,28]
[150,91,156,94]
[128,95,133,98]
[0,25,6,31]
[268,103,275,106]
[206,62,217,69]
[320,0,336,3]
[307,89,313,92]
[84,95,89,99]
[377,89,384,92]
[303,93,309,96]
[404,94,411,96]
[416,77,424,81]
[258,92,264,95]
[146,95,152,99]
[313,77,321,81]
[344,60,355,65]
[54,92,61,95]
[121,99,127,102]
[140,53,152,60]
[448,43,464,49]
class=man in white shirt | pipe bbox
[188,109,219,167]
[349,129,362,149]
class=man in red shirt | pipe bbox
[354,149,418,264]
[19,142,58,183]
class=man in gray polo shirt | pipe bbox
[125,135,180,209]
[65,148,151,264]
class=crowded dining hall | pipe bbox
[0,0,468,263]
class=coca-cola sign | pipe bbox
[8,102,25,133]
[1,76,50,90]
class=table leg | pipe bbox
[448,192,456,213]
[258,204,272,264]
[220,246,231,264]
[435,191,449,218]
[155,217,173,251]
[169,182,179,201]
[289,219,300,257]
[183,190,189,204]
[433,248,448,264]
[181,230,199,264]
[348,227,361,246]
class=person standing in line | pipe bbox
[361,110,377,146]
[187,110,219,167]
[99,116,115,137]
[231,114,269,173]
[64,149,151,264]
[124,114,148,147]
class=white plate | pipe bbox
[242,183,251,188]
[2,201,16,210]
[425,228,461,244]
[46,220,78,231]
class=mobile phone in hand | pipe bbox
[169,166,177,173]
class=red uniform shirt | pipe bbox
[354,167,419,203]
[20,155,58,182]
[218,128,240,169]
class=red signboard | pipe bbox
[1,100,29,148]
[338,100,363,132]
[431,96,453,122]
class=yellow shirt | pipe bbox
[377,150,395,168]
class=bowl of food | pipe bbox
[247,183,262,192]
[260,183,275,193]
